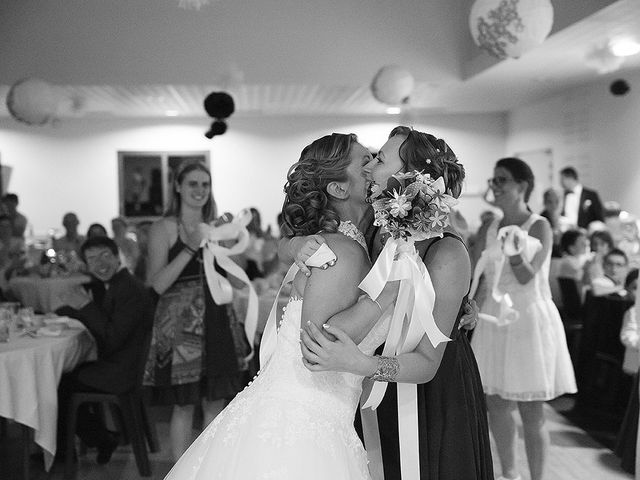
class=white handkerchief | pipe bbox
[305,243,337,268]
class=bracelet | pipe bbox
[369,355,399,382]
[183,245,197,256]
[359,293,382,312]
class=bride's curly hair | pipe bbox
[389,126,465,199]
[281,133,358,237]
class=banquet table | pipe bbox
[0,318,97,471]
[8,274,91,313]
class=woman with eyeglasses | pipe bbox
[470,158,576,480]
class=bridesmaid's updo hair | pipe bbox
[389,126,465,199]
[282,133,358,237]
[495,157,535,203]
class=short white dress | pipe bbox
[471,214,577,401]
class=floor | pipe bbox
[0,399,634,480]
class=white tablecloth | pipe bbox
[0,319,96,471]
[8,274,91,313]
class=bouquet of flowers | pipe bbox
[368,171,457,242]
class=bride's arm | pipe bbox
[301,238,470,384]
[299,236,372,339]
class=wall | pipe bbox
[507,70,640,216]
[0,113,506,236]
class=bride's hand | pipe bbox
[300,321,372,376]
[290,235,334,276]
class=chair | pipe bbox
[64,328,158,478]
[557,277,584,365]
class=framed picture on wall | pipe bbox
[118,151,209,220]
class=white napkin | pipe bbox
[37,326,64,337]
[305,243,337,268]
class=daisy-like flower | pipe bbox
[389,191,411,218]
[427,211,449,230]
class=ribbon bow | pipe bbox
[200,208,258,360]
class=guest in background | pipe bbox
[111,217,139,274]
[557,229,589,283]
[55,236,156,465]
[560,166,604,229]
[471,157,576,480]
[143,162,242,461]
[53,212,85,255]
[617,268,639,475]
[583,229,615,286]
[590,248,629,297]
[86,223,108,239]
[540,188,563,258]
[1,193,28,239]
[0,214,26,292]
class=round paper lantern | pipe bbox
[6,78,60,126]
[469,0,554,59]
[370,65,415,106]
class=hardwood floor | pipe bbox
[0,402,633,479]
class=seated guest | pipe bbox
[0,214,26,291]
[86,222,108,239]
[1,193,28,239]
[590,248,629,297]
[55,236,156,464]
[583,229,615,286]
[558,229,589,282]
[53,212,85,255]
[617,268,639,473]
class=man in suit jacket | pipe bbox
[55,236,156,464]
[560,166,604,229]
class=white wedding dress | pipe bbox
[164,228,390,480]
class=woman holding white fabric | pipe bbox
[295,127,493,480]
[143,162,242,461]
[470,157,576,480]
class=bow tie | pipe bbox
[564,189,575,196]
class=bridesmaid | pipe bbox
[143,162,242,460]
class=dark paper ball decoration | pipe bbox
[204,92,235,119]
[610,79,630,96]
[205,120,228,139]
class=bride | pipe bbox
[163,133,396,480]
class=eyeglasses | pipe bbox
[487,176,513,187]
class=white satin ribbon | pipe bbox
[258,244,337,368]
[200,209,259,360]
[359,236,450,480]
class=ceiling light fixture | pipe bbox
[165,110,179,117]
[610,38,640,57]
[178,0,210,10]
[584,43,624,74]
[386,107,402,115]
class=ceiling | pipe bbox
[1,0,639,120]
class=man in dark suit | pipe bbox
[560,166,604,229]
[55,236,156,464]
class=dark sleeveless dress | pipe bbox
[144,237,242,405]
[361,232,494,479]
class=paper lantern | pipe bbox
[370,65,415,106]
[203,91,235,139]
[6,78,60,126]
[469,0,554,59]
